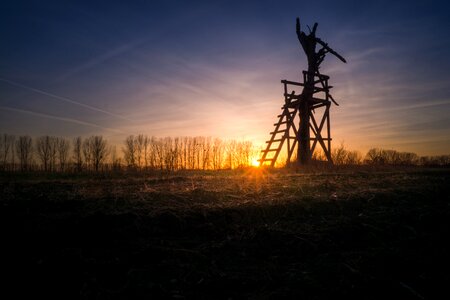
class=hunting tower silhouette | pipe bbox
[259,18,346,167]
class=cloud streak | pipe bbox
[0,106,126,134]
[0,77,132,121]
[57,38,149,81]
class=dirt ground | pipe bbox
[1,167,449,299]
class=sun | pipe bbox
[251,157,260,167]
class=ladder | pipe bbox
[259,72,336,167]
[259,94,299,167]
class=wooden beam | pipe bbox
[311,103,327,110]
[258,158,274,162]
[302,71,329,80]
[309,110,328,156]
[287,139,298,161]
[266,139,283,143]
[270,129,287,134]
[261,149,278,152]
[328,94,339,106]
[274,121,289,125]
[327,105,332,164]
[283,93,302,99]
[281,79,304,86]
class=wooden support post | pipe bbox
[327,104,332,164]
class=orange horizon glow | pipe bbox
[251,157,261,167]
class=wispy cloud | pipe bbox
[0,77,131,121]
[0,106,126,134]
[57,38,149,81]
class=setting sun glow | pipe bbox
[251,157,260,167]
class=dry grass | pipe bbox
[1,167,449,299]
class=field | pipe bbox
[1,167,450,299]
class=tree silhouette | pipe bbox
[16,135,33,171]
[73,137,83,172]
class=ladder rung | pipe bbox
[270,130,286,134]
[302,71,329,80]
[258,158,274,162]
[261,149,278,153]
[314,86,333,91]
[277,113,295,118]
[266,138,283,143]
[281,79,304,86]
[274,121,289,125]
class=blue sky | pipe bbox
[1,0,449,155]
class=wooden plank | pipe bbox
[327,106,332,163]
[285,101,300,108]
[303,71,330,79]
[287,138,298,160]
[310,97,329,103]
[329,94,339,106]
[309,111,326,154]
[261,149,278,153]
[266,139,283,143]
[274,121,289,125]
[311,103,327,110]
[283,93,301,99]
[281,79,304,86]
[277,113,295,117]
[313,86,332,93]
[258,158,274,162]
[270,129,286,134]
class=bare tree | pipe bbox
[153,138,164,170]
[49,137,57,171]
[174,137,181,170]
[1,134,15,170]
[225,140,238,169]
[36,136,52,171]
[193,137,200,169]
[110,145,122,170]
[186,137,194,169]
[148,136,157,169]
[365,148,384,165]
[181,137,188,169]
[56,137,70,171]
[364,148,419,166]
[16,135,33,171]
[82,137,93,170]
[239,140,253,167]
[211,138,223,170]
[201,137,211,170]
[90,136,108,172]
[73,137,83,172]
[123,135,136,168]
[331,143,347,165]
[143,135,149,169]
[435,155,450,166]
[345,150,362,165]
[135,134,145,168]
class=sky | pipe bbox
[1,0,449,156]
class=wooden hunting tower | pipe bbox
[259,18,346,167]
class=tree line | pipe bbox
[321,143,450,166]
[121,135,255,171]
[1,133,449,172]
[0,134,257,172]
